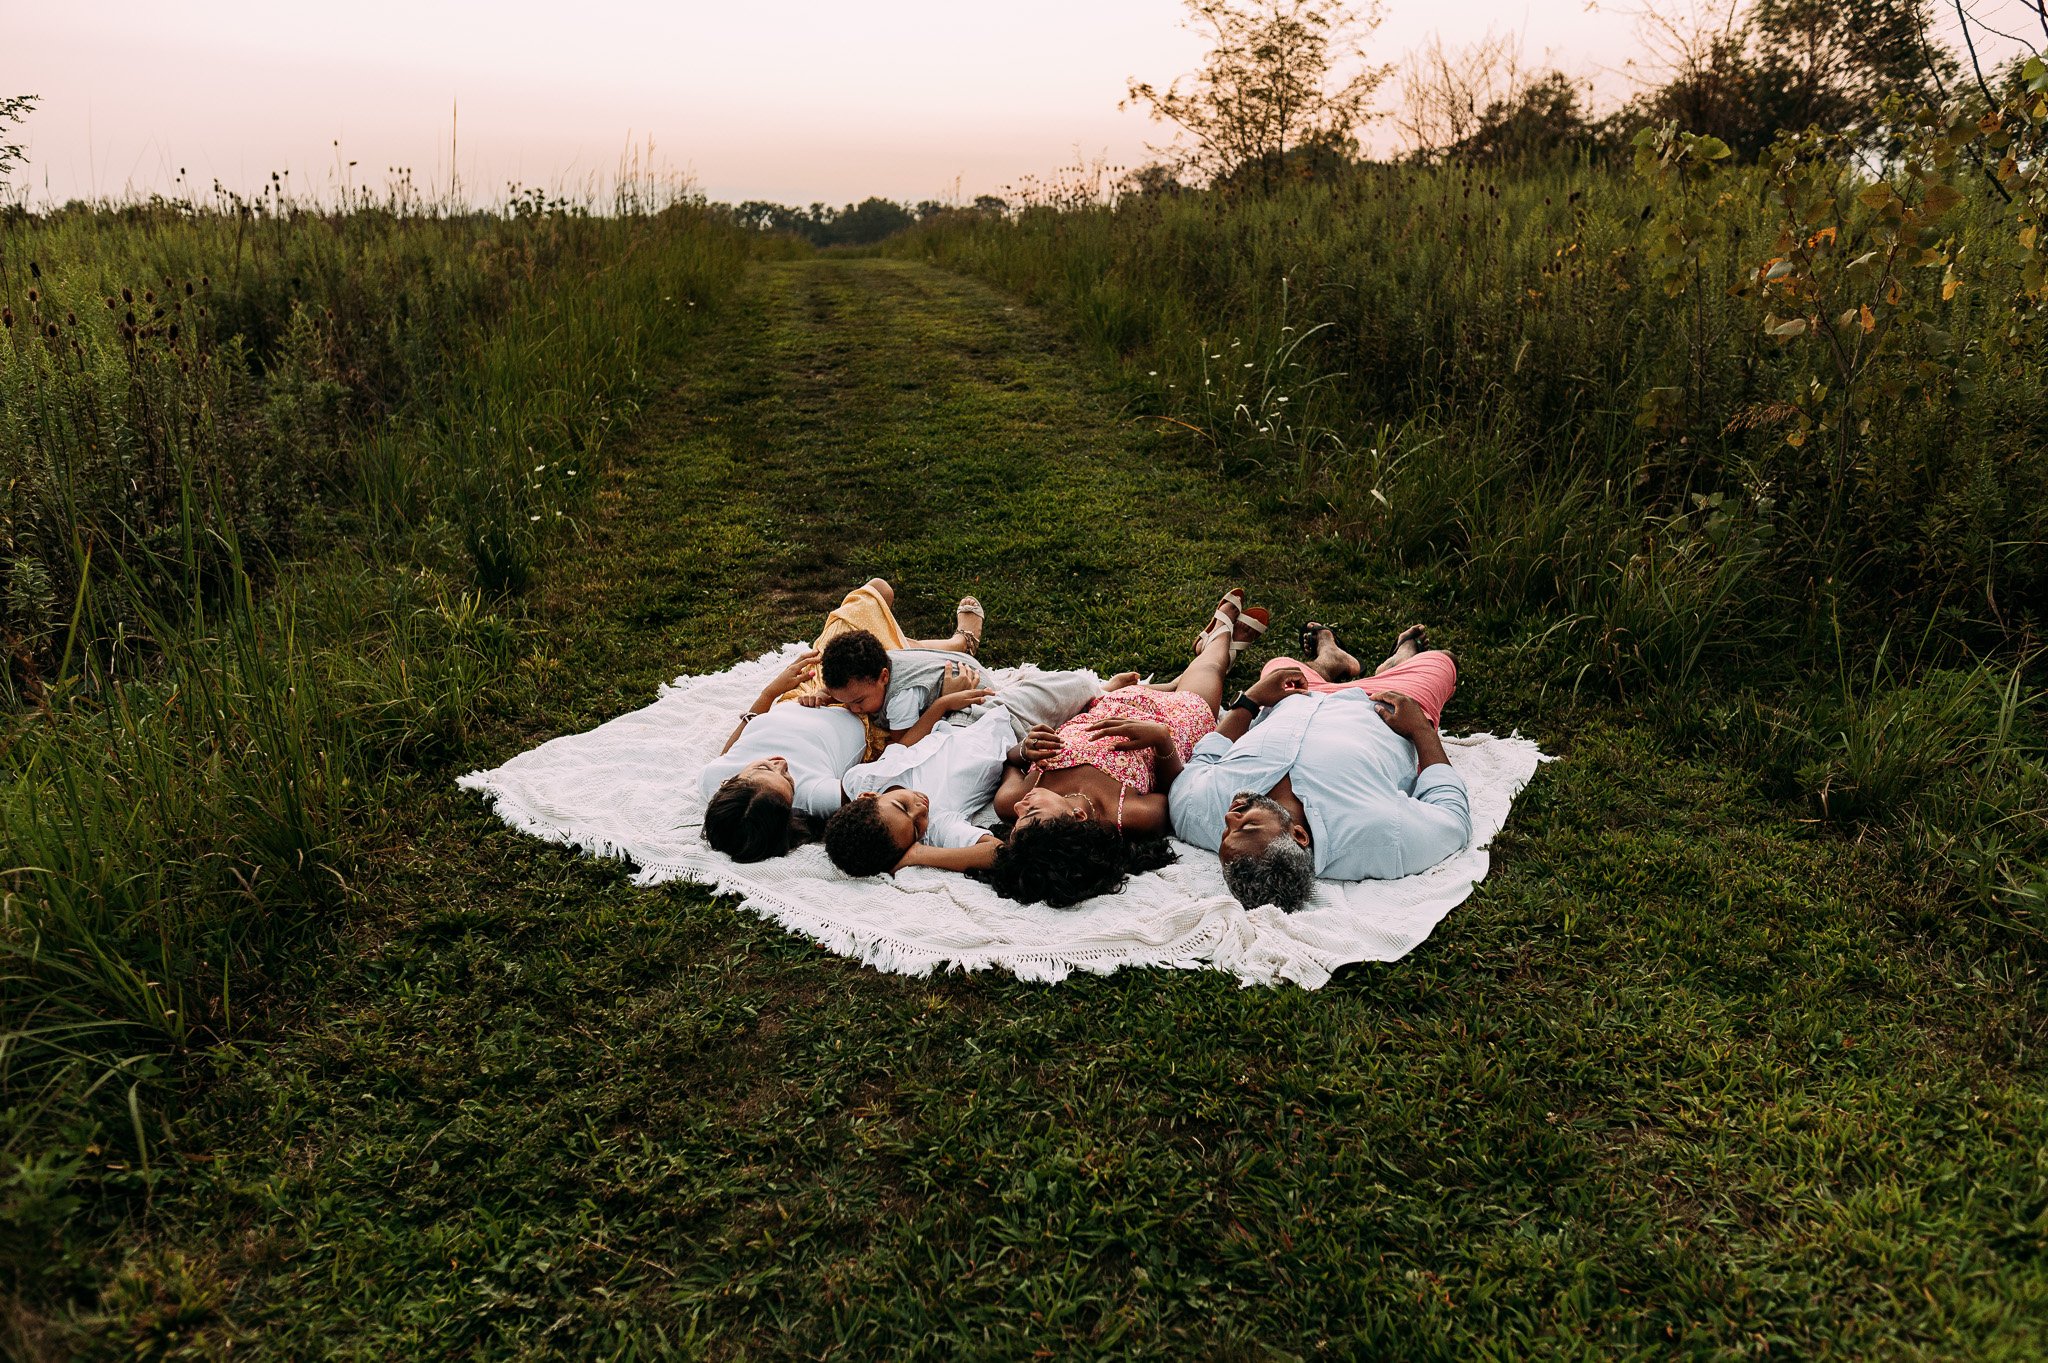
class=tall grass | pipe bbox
[0,194,750,1265]
[895,157,2046,927]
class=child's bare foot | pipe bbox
[1375,625,1429,675]
[1302,622,1362,683]
[1105,671,1142,691]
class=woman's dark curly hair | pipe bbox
[981,816,1176,909]
[704,776,824,862]
[820,629,890,689]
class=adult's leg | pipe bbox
[994,669,1105,738]
[1159,628,1233,712]
[1366,649,1457,727]
[905,595,986,654]
[1376,625,1429,675]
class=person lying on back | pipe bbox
[1168,625,1472,912]
[822,708,1015,876]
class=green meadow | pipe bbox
[3,159,2046,1356]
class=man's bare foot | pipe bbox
[865,577,895,606]
[1303,623,1362,683]
[954,596,985,655]
[1375,625,1429,675]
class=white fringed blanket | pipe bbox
[459,646,1550,989]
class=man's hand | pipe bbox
[938,661,984,699]
[1014,723,1063,765]
[1372,690,1432,740]
[1086,716,1172,752]
[1372,689,1449,771]
[1245,666,1311,708]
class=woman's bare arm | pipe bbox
[722,650,822,753]
[1118,792,1171,838]
[993,765,1035,820]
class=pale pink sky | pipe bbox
[5,1,2037,207]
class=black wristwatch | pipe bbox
[1227,691,1261,714]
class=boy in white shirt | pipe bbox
[824,708,1016,875]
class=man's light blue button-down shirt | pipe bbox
[1168,689,1472,881]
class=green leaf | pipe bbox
[1767,316,1809,338]
[1858,183,1898,211]
[1920,183,1964,219]
[1695,136,1733,161]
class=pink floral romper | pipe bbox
[1030,689,1219,796]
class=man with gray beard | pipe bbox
[1168,630,1471,912]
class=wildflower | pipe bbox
[528,514,542,522]
[1148,370,1158,376]
[1244,362,1253,369]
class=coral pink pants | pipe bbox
[1259,651,1459,727]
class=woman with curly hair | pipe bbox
[984,588,1268,906]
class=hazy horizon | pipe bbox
[6,0,2040,209]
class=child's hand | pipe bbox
[941,686,995,714]
[798,692,831,708]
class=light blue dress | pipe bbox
[1168,690,1471,880]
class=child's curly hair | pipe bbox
[820,629,890,689]
[823,796,911,877]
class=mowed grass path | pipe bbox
[102,260,2045,1359]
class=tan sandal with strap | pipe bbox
[956,596,985,655]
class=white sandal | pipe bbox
[1194,588,1246,656]
[1229,606,1271,662]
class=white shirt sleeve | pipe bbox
[924,812,988,850]
[791,775,845,819]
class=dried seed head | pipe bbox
[144,290,155,305]
[105,296,117,309]
[184,282,194,297]
[0,307,10,329]
[121,287,134,304]
[28,260,40,279]
[45,322,58,339]
[24,288,37,303]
